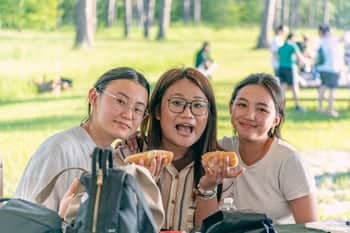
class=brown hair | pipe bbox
[229,73,285,138]
[142,67,220,194]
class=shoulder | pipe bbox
[31,126,91,163]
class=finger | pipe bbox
[149,157,157,177]
[58,192,74,217]
[226,166,245,178]
[201,159,212,175]
[66,178,80,196]
[137,158,145,167]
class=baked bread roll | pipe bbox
[125,150,174,167]
[202,151,238,168]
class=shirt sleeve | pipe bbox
[14,140,74,210]
[279,152,316,201]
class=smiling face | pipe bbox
[157,79,209,152]
[230,84,280,142]
[89,79,148,145]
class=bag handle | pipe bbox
[126,174,157,233]
[35,167,88,203]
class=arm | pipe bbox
[288,194,318,223]
[195,198,219,227]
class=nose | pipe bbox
[181,103,194,117]
[245,107,255,119]
[121,106,134,120]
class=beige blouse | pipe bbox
[116,145,196,232]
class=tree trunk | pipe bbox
[143,0,155,38]
[256,0,276,49]
[74,0,96,48]
[273,0,281,28]
[280,0,289,26]
[322,0,329,25]
[135,0,144,27]
[307,0,315,27]
[193,0,201,24]
[124,0,132,38]
[183,0,191,23]
[106,0,116,27]
[157,0,172,40]
[289,0,299,28]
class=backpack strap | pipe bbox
[35,167,88,203]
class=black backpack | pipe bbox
[200,210,276,233]
[65,147,158,233]
[0,197,63,233]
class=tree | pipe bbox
[75,0,96,48]
[143,0,155,38]
[289,0,299,28]
[183,0,191,23]
[322,0,329,25]
[135,0,144,27]
[193,0,201,24]
[157,0,172,40]
[106,0,116,27]
[256,0,276,49]
[280,0,289,26]
[123,0,132,38]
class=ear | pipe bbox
[229,102,233,115]
[88,88,99,107]
[155,108,161,120]
[273,113,281,128]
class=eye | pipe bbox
[258,107,269,113]
[192,101,207,109]
[170,99,185,107]
[115,97,127,106]
[235,102,246,108]
[134,105,146,114]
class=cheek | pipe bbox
[196,115,209,133]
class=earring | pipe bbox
[268,127,275,137]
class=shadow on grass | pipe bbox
[316,170,350,187]
[285,107,350,123]
[0,114,83,131]
[0,94,83,107]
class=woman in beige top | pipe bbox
[117,67,242,232]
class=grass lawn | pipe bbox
[0,25,349,219]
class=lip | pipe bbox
[238,120,256,129]
[114,120,131,130]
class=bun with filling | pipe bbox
[125,150,174,167]
[202,151,238,168]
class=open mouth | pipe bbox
[175,123,194,136]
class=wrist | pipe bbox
[195,183,217,200]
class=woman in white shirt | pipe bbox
[220,73,318,224]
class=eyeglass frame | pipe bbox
[167,97,210,116]
[98,88,149,120]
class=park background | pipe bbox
[1,0,350,220]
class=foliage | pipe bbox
[0,0,59,30]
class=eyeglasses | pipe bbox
[101,89,148,120]
[167,97,209,116]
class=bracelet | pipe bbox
[195,184,217,200]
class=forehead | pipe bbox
[105,79,148,103]
[236,84,274,104]
[164,79,207,99]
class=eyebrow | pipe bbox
[169,93,207,100]
[236,97,270,107]
[115,91,147,106]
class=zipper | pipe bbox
[92,169,103,233]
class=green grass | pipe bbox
[0,25,350,220]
